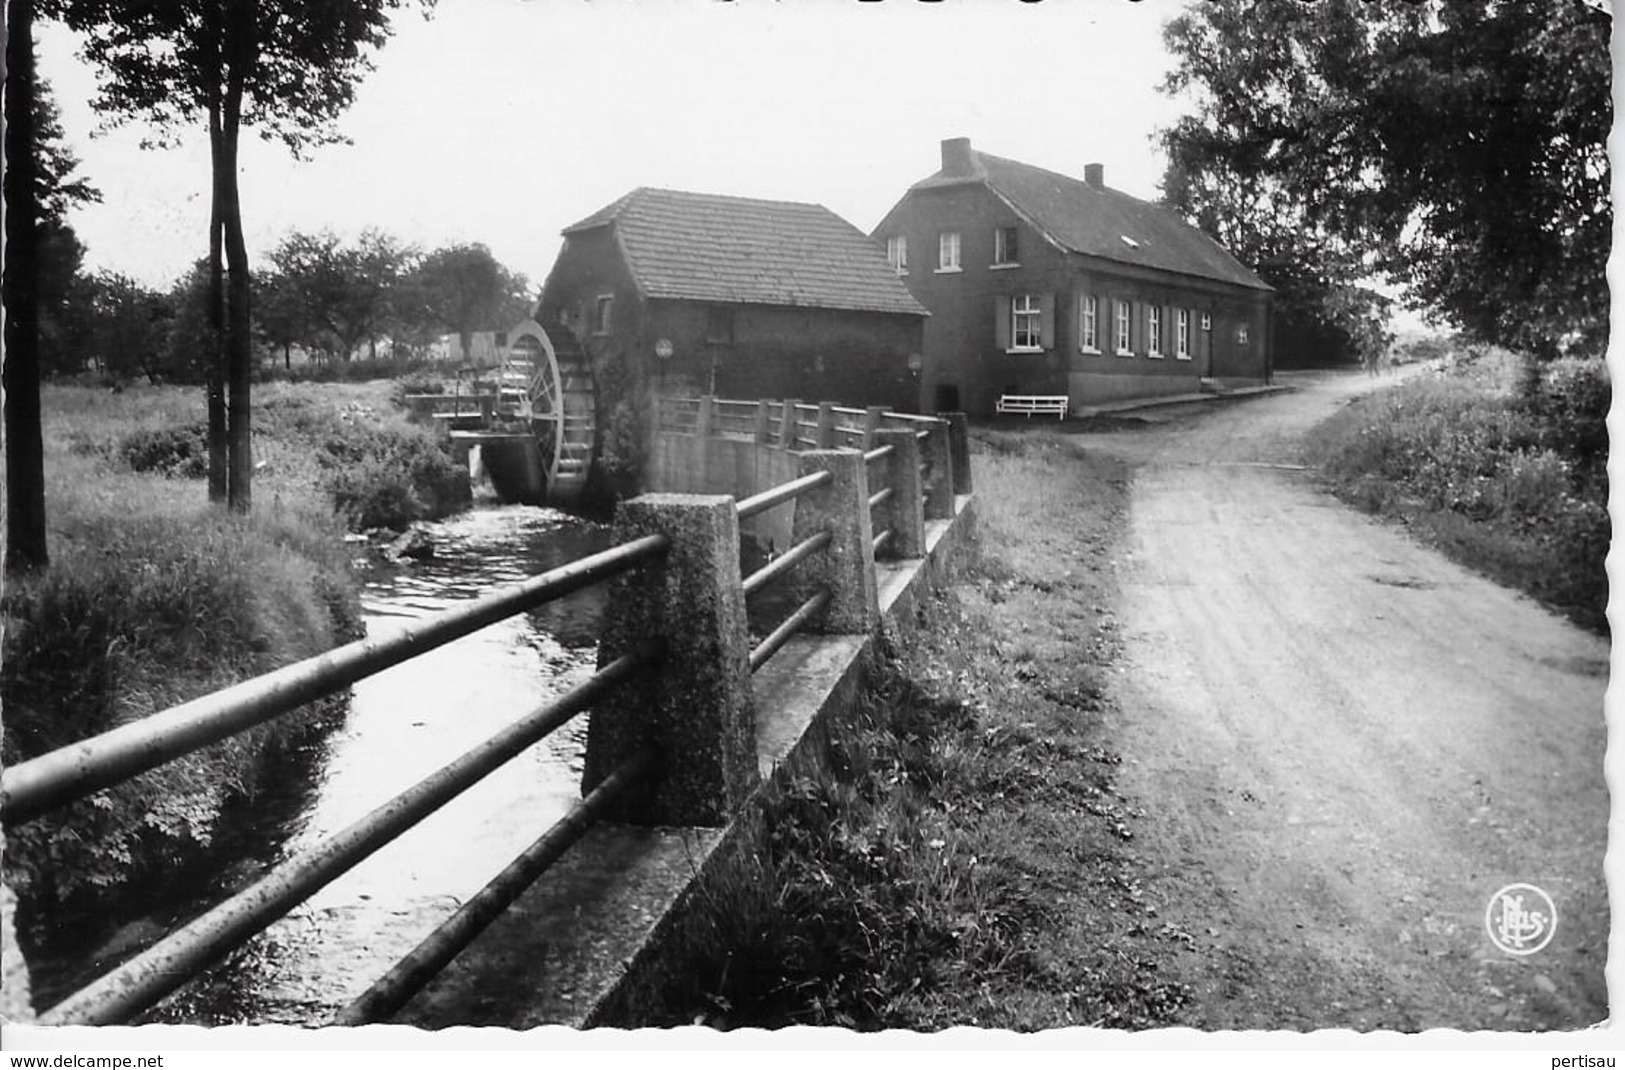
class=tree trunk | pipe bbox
[222,0,254,514]
[204,4,227,503]
[4,0,49,573]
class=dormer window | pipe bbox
[993,226,1019,267]
[886,235,908,274]
[1120,235,1141,249]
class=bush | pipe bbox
[259,355,442,385]
[119,423,209,478]
[1524,356,1608,490]
[319,423,471,530]
[1308,361,1607,633]
[1,500,361,913]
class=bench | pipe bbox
[996,394,1070,419]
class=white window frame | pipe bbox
[1176,308,1192,360]
[1079,294,1099,353]
[1146,304,1164,357]
[1009,294,1043,352]
[1115,300,1133,355]
[1201,311,1212,332]
[593,293,614,335]
[937,231,962,273]
[1238,323,1251,345]
[993,226,1019,267]
[887,235,908,275]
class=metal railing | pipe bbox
[5,537,672,1026]
[7,393,970,1028]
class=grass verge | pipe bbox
[616,430,1192,1031]
[2,383,397,953]
[1304,351,1607,633]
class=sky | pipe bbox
[35,0,1200,295]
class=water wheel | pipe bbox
[496,320,595,503]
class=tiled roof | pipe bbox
[913,150,1272,291]
[562,188,929,316]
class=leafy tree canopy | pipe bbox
[407,242,534,361]
[1160,0,1610,359]
[43,0,428,156]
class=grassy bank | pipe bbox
[50,380,471,531]
[2,379,468,927]
[619,430,1192,1031]
[1303,351,1608,633]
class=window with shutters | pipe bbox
[1011,294,1042,351]
[1079,294,1099,353]
[1115,300,1133,355]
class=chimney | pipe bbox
[941,137,975,178]
[1084,163,1104,190]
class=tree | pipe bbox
[408,243,533,363]
[2,5,92,571]
[252,265,305,369]
[78,271,175,384]
[5,0,50,571]
[264,226,416,359]
[1159,0,1610,360]
[50,0,432,511]
[35,77,99,378]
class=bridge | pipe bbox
[0,396,975,1028]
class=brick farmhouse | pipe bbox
[872,138,1275,415]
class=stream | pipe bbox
[25,500,614,1026]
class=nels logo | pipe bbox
[1485,883,1557,956]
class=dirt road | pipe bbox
[1092,371,1610,1031]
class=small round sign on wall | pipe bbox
[1485,882,1557,956]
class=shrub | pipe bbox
[1309,361,1608,633]
[119,423,209,478]
[1,500,359,913]
[319,423,471,530]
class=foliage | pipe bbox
[68,271,176,383]
[262,227,419,360]
[1,491,360,912]
[404,242,535,361]
[317,422,471,530]
[119,422,210,478]
[49,0,437,511]
[256,352,442,385]
[32,77,98,378]
[1306,354,1608,631]
[1160,0,1610,359]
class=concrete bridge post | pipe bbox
[788,450,878,634]
[583,493,758,826]
[815,403,837,448]
[862,406,887,448]
[778,399,800,449]
[753,400,772,444]
[695,396,716,438]
[919,421,955,521]
[870,428,925,559]
[943,412,974,495]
